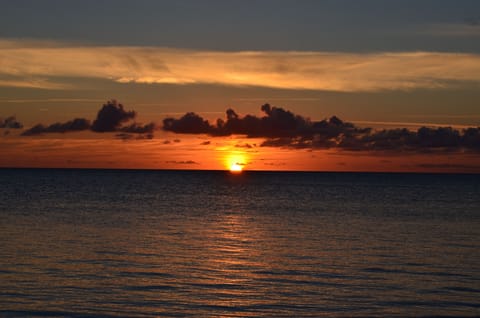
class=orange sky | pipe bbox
[1,129,479,173]
[1,2,480,173]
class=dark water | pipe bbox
[0,169,479,317]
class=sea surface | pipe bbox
[0,168,479,317]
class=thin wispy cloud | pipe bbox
[1,39,480,92]
[1,98,106,103]
[423,22,480,37]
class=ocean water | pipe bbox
[0,168,479,317]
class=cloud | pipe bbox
[2,39,480,91]
[164,103,367,139]
[0,76,69,90]
[118,122,156,134]
[235,142,255,148]
[21,99,155,137]
[423,22,480,37]
[21,118,91,136]
[91,100,136,132]
[164,104,480,153]
[165,160,199,165]
[2,98,105,104]
[0,116,23,129]
[163,112,213,134]
[115,132,154,141]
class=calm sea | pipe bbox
[0,169,479,317]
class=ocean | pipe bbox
[0,168,479,317]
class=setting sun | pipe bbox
[230,162,243,172]
[225,152,247,172]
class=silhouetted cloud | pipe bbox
[21,118,91,136]
[164,103,318,137]
[200,141,211,145]
[461,127,480,149]
[118,122,156,134]
[21,100,156,137]
[115,132,154,140]
[164,103,367,139]
[163,112,213,134]
[215,104,313,137]
[163,103,480,153]
[91,100,136,132]
[0,116,23,129]
[235,142,255,148]
[165,160,199,165]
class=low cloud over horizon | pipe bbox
[164,104,480,153]
[2,39,480,92]
[21,100,155,137]
[0,116,23,129]
[6,100,480,154]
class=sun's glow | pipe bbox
[230,163,243,172]
[226,153,247,173]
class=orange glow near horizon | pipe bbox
[1,131,480,173]
[225,152,247,172]
[230,163,243,173]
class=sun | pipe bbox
[225,153,247,173]
[230,162,244,173]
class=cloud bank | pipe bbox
[163,104,480,152]
[21,100,155,136]
[22,118,91,136]
[2,39,480,91]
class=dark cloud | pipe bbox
[163,103,480,153]
[0,116,23,129]
[165,160,199,165]
[163,112,212,134]
[21,100,155,137]
[263,126,480,152]
[200,141,211,145]
[21,118,91,136]
[115,132,154,141]
[348,126,479,152]
[91,100,136,132]
[118,122,156,134]
[115,133,135,140]
[261,137,313,149]
[164,103,367,139]
[461,127,480,149]
[465,17,480,26]
[235,142,255,148]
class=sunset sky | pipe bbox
[1,0,480,172]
